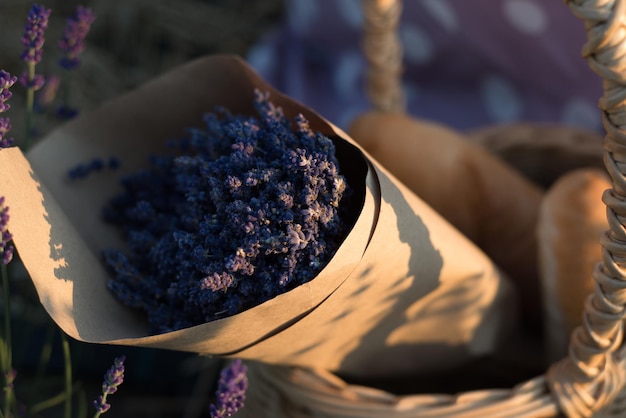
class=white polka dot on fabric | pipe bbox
[246,44,276,78]
[337,0,363,29]
[481,75,524,122]
[503,0,548,35]
[400,25,434,65]
[288,0,319,34]
[421,0,458,33]
[334,52,364,100]
[561,99,601,131]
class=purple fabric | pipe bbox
[247,0,603,131]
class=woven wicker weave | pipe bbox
[241,1,626,417]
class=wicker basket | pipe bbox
[241,122,614,418]
[240,0,626,417]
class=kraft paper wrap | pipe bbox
[0,55,517,379]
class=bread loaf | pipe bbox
[349,111,544,326]
[538,168,609,361]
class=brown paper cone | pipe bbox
[0,55,517,379]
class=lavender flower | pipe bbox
[20,3,50,90]
[55,6,95,120]
[0,197,13,266]
[102,91,353,332]
[67,157,120,179]
[209,360,248,418]
[59,6,95,70]
[20,4,51,65]
[93,355,125,416]
[0,70,16,149]
[19,71,45,91]
[56,105,78,120]
[0,71,17,113]
[0,120,14,149]
[21,4,51,150]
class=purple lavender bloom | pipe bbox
[102,356,125,394]
[0,119,14,149]
[103,91,353,332]
[56,104,79,120]
[93,355,125,415]
[59,5,96,70]
[0,70,17,113]
[107,156,121,169]
[20,4,51,65]
[0,197,14,266]
[67,157,119,179]
[67,162,90,179]
[19,71,45,91]
[0,71,15,147]
[202,272,235,292]
[209,360,248,418]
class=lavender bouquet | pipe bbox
[102,90,355,333]
[0,55,517,380]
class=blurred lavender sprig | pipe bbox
[0,196,14,417]
[102,91,352,332]
[21,4,51,64]
[56,5,95,119]
[0,119,13,149]
[209,359,248,418]
[59,6,95,71]
[0,71,17,113]
[20,3,50,89]
[18,67,45,92]
[0,198,13,266]
[93,355,125,417]
[67,156,120,180]
[21,4,51,65]
[0,70,17,149]
[20,3,51,150]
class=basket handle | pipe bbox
[361,0,626,416]
[362,0,405,113]
[547,1,626,416]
